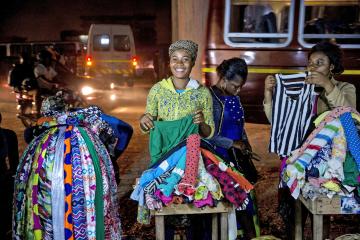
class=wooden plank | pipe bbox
[153,202,231,216]
[155,215,165,240]
[220,212,228,240]
[313,214,323,240]
[299,195,344,215]
[295,199,303,240]
[212,214,218,240]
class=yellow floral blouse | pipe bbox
[145,77,214,138]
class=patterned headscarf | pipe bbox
[40,91,67,117]
[168,40,198,62]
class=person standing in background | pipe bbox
[0,112,19,240]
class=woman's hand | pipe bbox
[264,75,276,103]
[193,109,205,124]
[140,113,154,131]
[305,71,334,94]
[193,109,212,138]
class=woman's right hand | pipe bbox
[264,75,276,92]
[264,75,276,104]
[140,113,154,131]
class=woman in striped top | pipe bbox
[263,41,356,239]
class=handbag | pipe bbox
[229,145,259,184]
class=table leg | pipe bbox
[295,199,303,240]
[313,214,323,240]
[220,213,228,240]
[212,213,218,240]
[155,215,165,240]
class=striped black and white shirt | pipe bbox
[269,73,315,157]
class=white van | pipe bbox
[85,24,137,86]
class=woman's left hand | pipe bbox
[305,71,334,93]
[193,109,205,124]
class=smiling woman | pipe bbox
[139,39,214,139]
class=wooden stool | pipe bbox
[295,195,359,240]
[153,201,231,240]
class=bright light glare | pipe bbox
[81,86,94,95]
[101,37,110,45]
[110,94,116,101]
[110,83,115,89]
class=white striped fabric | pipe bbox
[269,73,315,157]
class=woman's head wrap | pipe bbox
[168,40,198,62]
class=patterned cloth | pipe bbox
[203,154,249,209]
[13,106,122,240]
[177,134,201,196]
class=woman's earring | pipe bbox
[221,81,227,91]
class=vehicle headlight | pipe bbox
[110,94,116,101]
[81,86,94,96]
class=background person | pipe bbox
[0,112,19,240]
[209,57,259,239]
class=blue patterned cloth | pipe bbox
[340,112,360,171]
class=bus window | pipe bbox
[299,0,360,48]
[33,44,52,53]
[114,35,131,51]
[93,34,110,51]
[10,44,31,56]
[224,0,295,47]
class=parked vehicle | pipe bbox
[204,0,360,123]
[85,24,137,87]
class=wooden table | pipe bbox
[295,195,358,240]
[153,201,232,240]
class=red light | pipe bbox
[86,56,92,66]
[132,56,138,67]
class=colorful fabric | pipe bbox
[149,115,198,164]
[288,106,356,162]
[339,112,360,171]
[201,148,253,192]
[13,106,122,240]
[64,126,74,240]
[203,154,249,209]
[178,134,201,196]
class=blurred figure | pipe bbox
[34,49,59,113]
[8,52,37,92]
[0,112,19,240]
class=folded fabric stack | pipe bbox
[131,134,253,223]
[282,107,360,201]
[13,105,122,240]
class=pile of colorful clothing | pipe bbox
[13,95,122,240]
[131,116,254,224]
[282,107,360,202]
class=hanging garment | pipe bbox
[13,106,122,240]
[269,73,315,156]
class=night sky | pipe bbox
[0,0,170,43]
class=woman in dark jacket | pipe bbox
[209,57,259,239]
